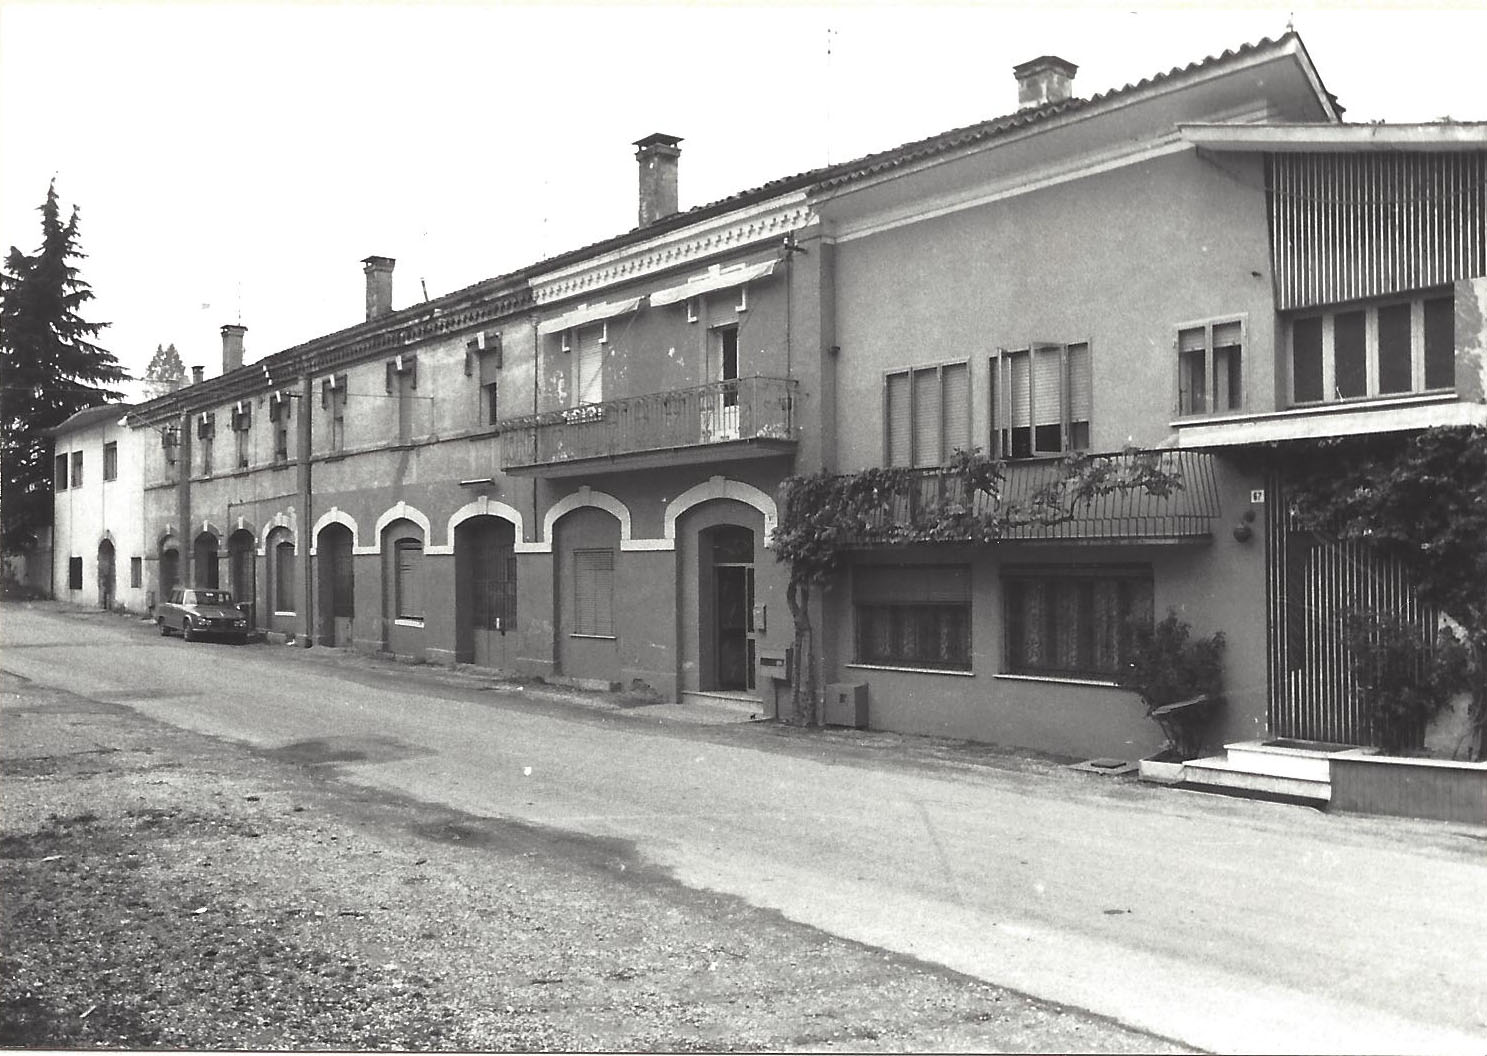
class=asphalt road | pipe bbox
[4,602,1485,1055]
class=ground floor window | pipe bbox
[394,539,425,623]
[1002,565,1152,679]
[130,557,142,588]
[572,548,614,636]
[853,564,971,670]
[271,534,296,614]
[68,556,83,591]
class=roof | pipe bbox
[1179,121,1487,152]
[49,403,133,437]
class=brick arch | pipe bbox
[446,497,538,553]
[373,502,432,551]
[663,476,778,549]
[538,487,655,553]
[310,507,361,556]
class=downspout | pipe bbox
[177,411,192,587]
[298,373,314,646]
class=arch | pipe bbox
[664,476,778,548]
[258,511,297,555]
[157,526,179,551]
[538,487,658,553]
[96,528,117,548]
[310,507,361,555]
[446,497,531,552]
[371,502,433,554]
[230,515,258,539]
[196,520,223,542]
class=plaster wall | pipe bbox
[51,417,148,612]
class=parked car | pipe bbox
[156,587,250,643]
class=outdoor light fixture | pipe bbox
[459,477,496,487]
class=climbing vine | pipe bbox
[1287,425,1487,760]
[771,447,1185,726]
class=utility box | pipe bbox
[757,646,792,683]
[825,682,869,728]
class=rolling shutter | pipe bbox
[912,368,938,467]
[1009,352,1031,428]
[576,327,604,405]
[854,565,971,605]
[1067,343,1092,424]
[574,548,614,636]
[885,372,911,467]
[396,540,424,620]
[1031,345,1063,425]
[941,362,970,461]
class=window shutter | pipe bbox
[885,372,911,467]
[855,565,970,604]
[396,541,424,619]
[576,328,604,405]
[1031,345,1062,425]
[574,549,614,635]
[1178,327,1207,353]
[1009,352,1031,428]
[941,362,970,461]
[1212,321,1241,349]
[912,368,939,467]
[1067,343,1092,423]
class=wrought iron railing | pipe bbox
[499,376,798,469]
[847,449,1222,544]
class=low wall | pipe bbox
[1330,756,1487,825]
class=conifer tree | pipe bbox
[143,342,186,398]
[0,181,128,554]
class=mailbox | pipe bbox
[757,646,792,683]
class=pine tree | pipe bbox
[143,342,186,398]
[0,181,128,554]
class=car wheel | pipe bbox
[181,618,194,641]
[159,619,170,636]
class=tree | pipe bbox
[0,181,127,554]
[142,342,185,399]
[1288,426,1487,760]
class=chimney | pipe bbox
[1013,56,1078,109]
[221,324,246,374]
[634,133,682,227]
[191,365,205,385]
[362,256,396,320]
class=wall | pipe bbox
[52,416,148,613]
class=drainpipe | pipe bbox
[297,372,314,646]
[177,411,192,587]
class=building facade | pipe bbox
[49,404,146,611]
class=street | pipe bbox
[4,601,1486,1054]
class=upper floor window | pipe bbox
[103,441,118,482]
[269,394,292,462]
[574,327,604,407]
[1289,291,1454,406]
[991,343,1091,459]
[1177,319,1244,416]
[386,355,418,444]
[231,404,252,469]
[70,450,83,488]
[197,414,215,477]
[884,361,970,468]
[55,453,68,490]
[321,374,348,452]
[467,333,502,429]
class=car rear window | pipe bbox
[195,591,233,605]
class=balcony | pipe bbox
[844,449,1223,546]
[499,376,799,477]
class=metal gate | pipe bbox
[1265,478,1432,745]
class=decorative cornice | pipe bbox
[531,193,814,306]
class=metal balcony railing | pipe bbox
[847,449,1223,544]
[499,376,798,470]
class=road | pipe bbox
[4,602,1485,1055]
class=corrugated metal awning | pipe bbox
[536,296,641,336]
[648,259,777,308]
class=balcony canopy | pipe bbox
[536,296,642,336]
[648,259,777,308]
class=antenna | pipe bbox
[825,25,836,166]
[421,278,430,301]
[235,281,242,324]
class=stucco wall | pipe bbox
[52,416,148,612]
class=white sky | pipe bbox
[2,1,1485,399]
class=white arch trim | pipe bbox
[445,498,540,554]
[534,486,665,554]
[257,511,297,557]
[366,501,435,555]
[308,507,361,557]
[663,476,778,548]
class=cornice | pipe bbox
[531,192,814,306]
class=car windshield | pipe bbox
[193,591,234,605]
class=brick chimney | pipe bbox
[191,365,205,385]
[1013,56,1078,109]
[634,133,682,227]
[221,324,246,374]
[362,256,395,320]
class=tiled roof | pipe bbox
[50,402,133,436]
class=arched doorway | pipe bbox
[228,529,257,627]
[193,532,219,589]
[454,515,516,668]
[316,522,355,646]
[97,539,116,611]
[381,518,425,656]
[159,540,180,604]
[702,525,755,691]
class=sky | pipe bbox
[2,1,1485,401]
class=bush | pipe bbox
[1118,611,1226,759]
[1343,611,1470,755]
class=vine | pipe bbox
[771,447,1185,726]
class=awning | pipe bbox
[536,296,642,336]
[648,259,778,308]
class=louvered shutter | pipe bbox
[396,541,424,619]
[574,549,614,635]
[941,362,970,461]
[1009,352,1031,428]
[855,565,971,604]
[1031,345,1062,425]
[1067,343,1092,425]
[885,372,911,467]
[912,368,938,467]
[577,327,604,405]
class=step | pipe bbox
[1180,755,1331,806]
[679,690,764,719]
[1223,740,1378,781]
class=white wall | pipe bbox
[51,413,149,611]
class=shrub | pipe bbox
[1342,611,1470,755]
[1118,611,1226,759]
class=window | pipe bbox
[1177,320,1244,415]
[394,539,425,622]
[269,396,291,462]
[55,453,68,490]
[884,361,970,467]
[103,441,118,481]
[572,548,614,636]
[198,414,215,477]
[68,556,83,591]
[385,356,418,443]
[991,343,1091,459]
[468,336,502,428]
[718,325,740,406]
[231,404,252,468]
[321,374,348,452]
[272,537,296,614]
[854,565,971,671]
[483,380,499,427]
[1288,291,1455,405]
[70,450,83,488]
[130,557,142,588]
[1002,566,1152,680]
[575,327,603,406]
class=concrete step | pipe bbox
[1222,741,1341,781]
[1180,755,1331,806]
[679,690,763,719]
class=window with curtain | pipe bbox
[853,564,971,671]
[1002,566,1152,679]
[883,361,970,468]
[394,539,425,622]
[991,342,1091,458]
[1288,290,1455,406]
[1177,319,1245,415]
[573,548,614,636]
